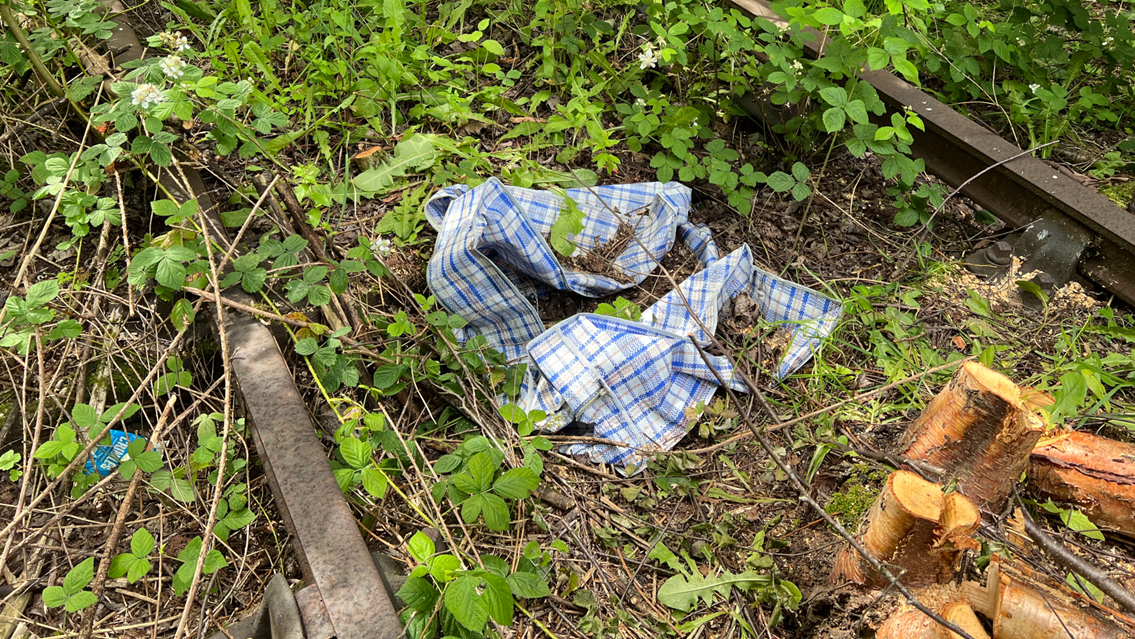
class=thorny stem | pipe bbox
[0,0,65,97]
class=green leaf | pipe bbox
[64,558,95,594]
[155,259,186,290]
[408,531,435,564]
[482,39,505,55]
[818,87,848,108]
[348,463,382,498]
[108,554,134,580]
[372,364,407,389]
[493,468,540,500]
[481,572,514,625]
[340,437,372,469]
[445,576,489,632]
[352,134,439,193]
[42,586,69,608]
[657,569,764,612]
[894,208,920,226]
[821,107,846,133]
[813,7,844,25]
[397,575,440,612]
[467,453,496,492]
[131,527,155,557]
[126,556,151,583]
[481,493,511,531]
[548,195,586,257]
[765,171,795,192]
[428,554,461,583]
[461,493,485,524]
[203,549,228,573]
[26,279,60,308]
[64,590,97,613]
[507,572,552,599]
[72,404,98,429]
[171,299,195,332]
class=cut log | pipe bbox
[964,556,1135,638]
[899,362,1046,511]
[1027,431,1135,537]
[877,602,990,639]
[829,470,980,587]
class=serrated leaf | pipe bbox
[155,259,186,290]
[467,453,496,492]
[131,527,155,557]
[307,285,332,307]
[398,575,439,612]
[352,134,439,193]
[126,556,151,583]
[72,404,98,429]
[765,171,795,192]
[481,572,513,625]
[445,576,489,632]
[108,554,134,579]
[548,196,586,257]
[42,586,69,608]
[657,569,764,612]
[492,468,540,500]
[361,466,388,498]
[428,554,461,583]
[813,7,844,25]
[408,531,435,564]
[26,279,60,307]
[340,438,372,469]
[507,572,551,599]
[481,493,511,530]
[821,107,846,133]
[64,558,95,594]
[64,590,97,612]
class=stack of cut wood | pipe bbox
[826,362,1135,639]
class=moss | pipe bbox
[825,464,887,527]
[1100,181,1135,208]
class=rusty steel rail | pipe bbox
[730,0,1135,306]
[95,8,401,636]
[159,171,402,639]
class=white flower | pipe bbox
[1029,83,1040,94]
[635,98,646,108]
[159,55,186,79]
[638,43,659,70]
[1103,37,1114,47]
[1017,38,1026,47]
[790,59,803,72]
[131,83,165,109]
[159,30,191,52]
[374,237,393,257]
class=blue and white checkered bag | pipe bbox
[426,178,841,468]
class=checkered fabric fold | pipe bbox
[426,178,841,468]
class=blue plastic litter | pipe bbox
[425,178,841,468]
[84,429,142,476]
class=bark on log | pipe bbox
[877,602,990,639]
[829,470,980,587]
[964,556,1135,638]
[899,362,1045,511]
[1027,431,1135,537]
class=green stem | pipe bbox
[0,1,65,97]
